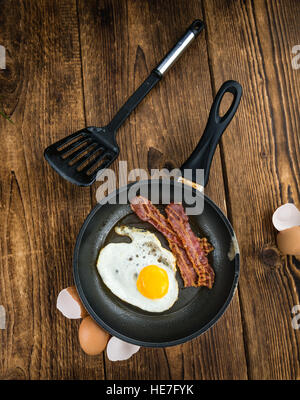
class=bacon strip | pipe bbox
[130,196,198,287]
[199,237,214,256]
[165,203,215,289]
[130,196,182,246]
[168,243,198,287]
[130,196,215,288]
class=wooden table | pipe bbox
[0,0,299,380]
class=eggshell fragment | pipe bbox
[57,287,88,319]
[277,226,300,255]
[79,316,110,356]
[272,203,300,231]
[106,336,140,361]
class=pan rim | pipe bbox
[73,181,240,347]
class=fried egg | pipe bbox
[97,226,179,312]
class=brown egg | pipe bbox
[78,316,110,356]
[277,226,300,255]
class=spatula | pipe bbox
[44,20,204,186]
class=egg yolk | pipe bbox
[136,265,169,299]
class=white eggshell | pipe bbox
[106,336,140,361]
[57,288,83,319]
[272,203,300,231]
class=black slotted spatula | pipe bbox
[44,20,204,186]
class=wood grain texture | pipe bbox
[203,0,300,379]
[0,0,299,380]
[0,0,103,379]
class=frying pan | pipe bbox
[73,80,242,347]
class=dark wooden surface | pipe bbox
[0,0,299,380]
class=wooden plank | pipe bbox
[0,0,105,379]
[77,0,247,379]
[203,0,300,379]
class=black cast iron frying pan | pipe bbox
[73,80,242,347]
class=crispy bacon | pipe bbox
[130,196,215,289]
[168,242,198,287]
[199,237,214,255]
[165,203,215,289]
[130,196,182,246]
[130,196,198,287]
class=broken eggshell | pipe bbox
[272,203,300,231]
[276,226,300,256]
[78,320,140,359]
[106,336,140,361]
[57,286,141,360]
[57,286,88,319]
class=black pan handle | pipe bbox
[180,80,242,186]
[107,20,204,134]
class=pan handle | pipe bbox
[180,80,242,186]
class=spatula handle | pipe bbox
[107,71,161,134]
[155,20,204,75]
[107,20,204,134]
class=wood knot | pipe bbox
[147,147,163,173]
[163,160,177,171]
[260,244,283,267]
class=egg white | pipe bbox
[97,226,179,312]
